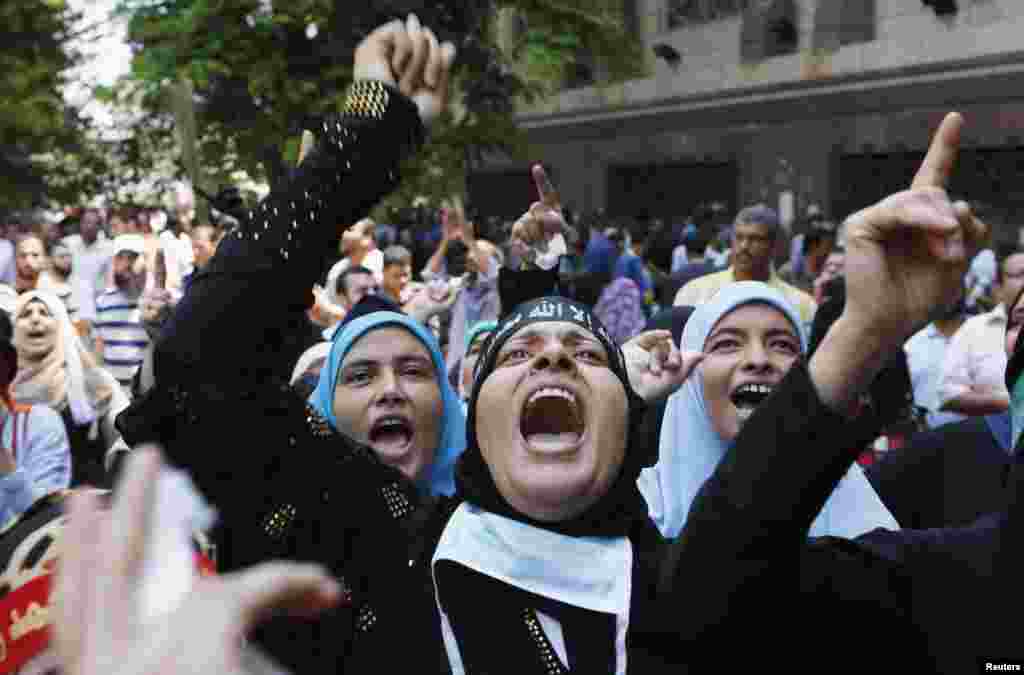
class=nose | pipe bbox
[374,367,408,406]
[740,340,772,372]
[531,340,577,375]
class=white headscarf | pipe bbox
[11,290,114,425]
[638,281,899,539]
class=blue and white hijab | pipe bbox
[308,311,466,496]
[638,281,899,539]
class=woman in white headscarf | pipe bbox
[639,281,898,539]
[10,290,129,487]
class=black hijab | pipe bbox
[456,297,650,538]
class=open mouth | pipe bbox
[519,386,585,453]
[729,383,774,423]
[368,415,414,455]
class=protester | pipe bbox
[661,229,714,307]
[438,229,501,376]
[47,240,80,323]
[183,224,223,291]
[812,247,845,304]
[324,218,384,307]
[380,244,413,304]
[904,292,967,429]
[64,208,114,336]
[938,248,1024,416]
[639,281,897,539]
[0,310,70,526]
[95,234,151,391]
[457,319,496,403]
[114,22,461,672]
[613,225,653,304]
[867,285,1024,529]
[778,220,837,294]
[593,277,647,345]
[670,112,1021,672]
[674,205,817,326]
[12,291,128,487]
[13,233,48,294]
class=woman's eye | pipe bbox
[577,349,606,363]
[345,371,371,385]
[709,339,739,352]
[771,340,799,354]
[501,348,531,363]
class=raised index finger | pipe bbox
[911,112,963,190]
[532,164,560,210]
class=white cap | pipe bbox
[113,234,146,256]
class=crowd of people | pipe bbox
[0,13,1022,675]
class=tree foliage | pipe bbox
[0,0,90,212]
[106,0,643,213]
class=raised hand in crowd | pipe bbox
[54,448,343,675]
[509,164,578,269]
[622,329,704,402]
[404,279,459,323]
[353,13,456,126]
[811,112,985,411]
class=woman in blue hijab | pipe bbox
[639,281,898,538]
[309,308,466,496]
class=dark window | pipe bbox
[834,146,1024,246]
[813,0,876,51]
[668,0,750,29]
[607,161,739,221]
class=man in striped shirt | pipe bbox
[95,234,149,391]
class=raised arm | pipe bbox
[154,21,454,389]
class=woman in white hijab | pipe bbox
[639,281,898,539]
[10,290,129,487]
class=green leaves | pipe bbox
[99,0,642,210]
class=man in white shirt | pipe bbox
[324,218,383,307]
[64,208,114,329]
[938,250,1024,416]
[905,301,967,429]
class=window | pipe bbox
[667,0,750,30]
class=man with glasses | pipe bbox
[673,204,817,325]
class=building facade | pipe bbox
[474,0,1024,246]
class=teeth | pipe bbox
[736,384,772,396]
[527,387,577,407]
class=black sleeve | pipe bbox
[668,361,1023,669]
[659,361,885,642]
[865,426,945,530]
[153,81,423,389]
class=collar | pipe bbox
[433,503,632,674]
[991,304,1008,323]
[725,266,780,284]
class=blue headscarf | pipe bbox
[308,311,466,496]
[638,281,899,538]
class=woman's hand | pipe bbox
[54,448,343,675]
[509,165,576,270]
[404,282,459,323]
[841,112,984,353]
[352,15,456,126]
[622,330,704,402]
[812,112,986,412]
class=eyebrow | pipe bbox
[707,326,800,341]
[506,327,600,346]
[341,354,433,370]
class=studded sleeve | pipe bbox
[154,81,424,387]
